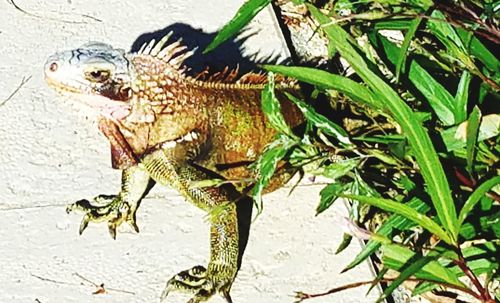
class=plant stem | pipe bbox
[454,249,493,302]
[294,277,483,302]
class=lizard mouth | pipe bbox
[45,76,131,120]
[161,130,200,147]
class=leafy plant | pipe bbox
[206,0,499,302]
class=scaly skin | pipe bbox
[44,32,303,302]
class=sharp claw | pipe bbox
[129,219,140,233]
[160,286,171,302]
[221,290,233,303]
[79,215,90,235]
[108,223,117,240]
[126,209,140,233]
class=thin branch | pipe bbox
[31,272,135,295]
[73,272,136,295]
[73,272,100,287]
[453,250,492,302]
[0,203,67,212]
[0,75,31,107]
[6,0,102,24]
[30,273,79,287]
[294,277,482,302]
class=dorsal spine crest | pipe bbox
[135,32,298,91]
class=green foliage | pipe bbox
[210,0,499,301]
[204,0,271,53]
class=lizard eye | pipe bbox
[49,62,58,72]
[85,69,110,82]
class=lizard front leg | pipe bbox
[141,148,240,303]
[67,165,154,239]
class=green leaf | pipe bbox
[365,149,400,166]
[374,20,412,30]
[458,176,500,226]
[261,73,297,139]
[263,65,381,109]
[309,4,459,242]
[314,158,360,180]
[412,281,438,296]
[408,62,456,126]
[252,135,295,213]
[353,134,405,145]
[454,71,471,124]
[427,10,466,54]
[462,242,499,275]
[441,114,500,151]
[341,194,454,244]
[382,244,464,287]
[456,28,500,73]
[343,197,430,272]
[285,92,352,145]
[466,106,482,174]
[395,17,422,80]
[378,34,463,126]
[378,254,436,302]
[427,10,475,70]
[317,183,349,215]
[204,0,271,53]
[335,233,353,254]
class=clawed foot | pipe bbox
[161,265,234,303]
[66,195,139,239]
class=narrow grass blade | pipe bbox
[252,135,295,213]
[285,92,351,145]
[377,254,436,302]
[456,28,500,73]
[458,176,500,226]
[341,194,453,244]
[382,244,464,287]
[204,0,271,53]
[343,197,430,272]
[408,62,456,126]
[317,183,348,215]
[264,65,381,109]
[466,106,481,175]
[395,17,422,80]
[454,71,471,123]
[261,73,296,138]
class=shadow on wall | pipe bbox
[130,22,287,76]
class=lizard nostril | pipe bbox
[49,62,58,72]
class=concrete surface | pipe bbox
[0,1,379,302]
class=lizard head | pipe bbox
[44,42,133,120]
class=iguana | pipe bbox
[44,32,303,302]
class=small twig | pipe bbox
[30,273,79,287]
[73,272,135,295]
[6,0,102,24]
[73,272,100,287]
[31,272,135,295]
[0,75,31,107]
[294,277,482,302]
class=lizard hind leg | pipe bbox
[158,203,238,303]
